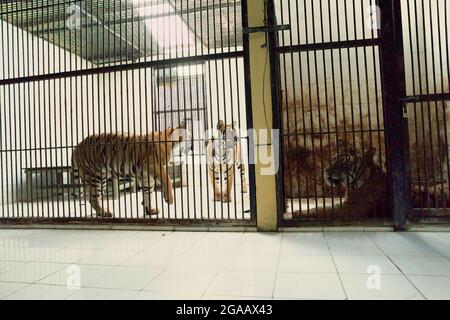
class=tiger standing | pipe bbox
[206,120,248,203]
[72,122,188,217]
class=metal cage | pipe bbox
[0,0,256,226]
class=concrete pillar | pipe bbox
[247,0,278,231]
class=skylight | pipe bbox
[133,1,196,51]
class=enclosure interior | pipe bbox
[278,0,450,223]
[0,0,252,221]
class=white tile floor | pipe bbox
[0,229,449,300]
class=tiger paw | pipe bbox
[144,207,160,216]
[98,211,113,218]
[164,192,174,205]
[222,194,232,203]
[214,192,224,202]
[214,193,232,203]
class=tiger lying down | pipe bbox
[72,122,188,218]
[294,140,389,218]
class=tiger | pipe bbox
[72,122,189,218]
[294,140,389,218]
[206,120,248,203]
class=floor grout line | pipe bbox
[323,232,349,300]
[408,232,450,260]
[131,231,210,299]
[199,232,245,299]
[365,232,428,300]
[270,232,284,299]
[2,230,450,300]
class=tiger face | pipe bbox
[171,120,192,155]
[217,120,238,149]
[325,141,377,190]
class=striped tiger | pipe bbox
[317,140,389,218]
[72,122,188,218]
[206,120,248,203]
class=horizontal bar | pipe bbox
[401,93,450,104]
[0,51,244,86]
[243,24,290,34]
[282,129,385,137]
[0,136,251,153]
[0,217,256,227]
[276,38,381,54]
[0,0,81,16]
[281,218,394,228]
[410,208,450,218]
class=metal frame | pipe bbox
[272,0,449,229]
[378,0,411,231]
[271,0,413,228]
[400,0,450,223]
[0,0,256,227]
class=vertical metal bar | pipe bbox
[328,0,340,217]
[335,0,347,212]
[361,1,378,217]
[378,0,411,230]
[266,0,284,224]
[440,0,450,210]
[51,0,59,218]
[130,2,137,219]
[4,3,10,218]
[101,0,111,217]
[10,2,18,218]
[241,0,257,222]
[36,0,44,218]
[279,0,295,220]
[226,0,238,220]
[45,1,53,217]
[175,1,186,221]
[206,0,216,220]
[436,1,450,209]
[136,5,143,219]
[293,2,312,219]
[115,0,123,219]
[405,0,421,211]
[302,0,320,218]
[343,0,357,223]
[427,0,445,209]
[413,0,430,211]
[16,0,26,218]
[310,0,327,220]
[420,0,437,208]
[0,4,5,217]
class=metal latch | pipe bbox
[243,25,290,34]
[402,104,409,119]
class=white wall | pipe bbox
[0,20,95,204]
[402,0,450,96]
[3,0,447,205]
[0,21,249,205]
[276,0,449,153]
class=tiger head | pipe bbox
[325,140,377,190]
[216,120,238,149]
[170,120,192,154]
